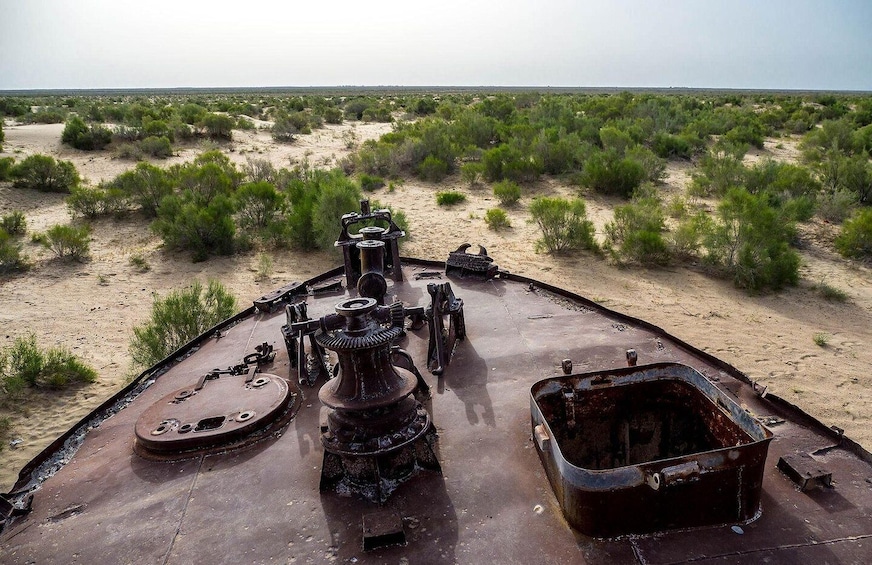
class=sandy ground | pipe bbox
[1,122,871,492]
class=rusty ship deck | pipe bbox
[2,259,872,564]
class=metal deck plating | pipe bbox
[3,260,872,564]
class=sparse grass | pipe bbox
[255,252,274,282]
[436,191,466,206]
[813,333,830,347]
[0,416,11,452]
[484,208,511,230]
[816,281,849,302]
[97,274,109,285]
[0,334,97,393]
[129,253,150,273]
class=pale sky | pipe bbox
[1,0,870,91]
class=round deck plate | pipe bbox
[134,373,293,456]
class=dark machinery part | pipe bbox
[308,297,439,502]
[282,302,332,387]
[446,243,498,280]
[357,238,388,305]
[424,282,466,375]
[777,454,833,491]
[254,281,306,313]
[336,199,405,288]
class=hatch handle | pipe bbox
[646,461,700,490]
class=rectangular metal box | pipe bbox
[530,363,773,537]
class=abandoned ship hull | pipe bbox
[2,259,871,564]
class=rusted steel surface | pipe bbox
[3,263,872,563]
[531,364,773,537]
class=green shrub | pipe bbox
[835,208,872,259]
[111,162,173,216]
[582,150,646,197]
[311,171,362,251]
[705,188,800,291]
[61,116,112,150]
[813,333,830,347]
[67,185,128,218]
[322,107,343,124]
[359,173,385,192]
[0,417,10,452]
[669,212,713,259]
[652,132,693,159]
[0,229,29,274]
[484,208,511,230]
[271,116,299,142]
[460,162,485,186]
[199,113,235,140]
[1,211,26,235]
[114,142,143,160]
[418,155,449,182]
[0,334,97,392]
[529,196,598,254]
[129,280,237,368]
[689,144,747,197]
[43,223,91,260]
[436,191,466,206]
[493,180,521,206]
[139,135,173,158]
[152,194,236,262]
[817,188,858,223]
[605,197,670,265]
[0,157,14,181]
[626,146,666,183]
[482,144,541,183]
[234,181,284,230]
[11,154,80,193]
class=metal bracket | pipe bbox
[425,282,466,375]
[282,302,331,387]
[777,454,833,491]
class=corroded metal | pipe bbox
[446,243,498,280]
[310,297,438,501]
[424,282,465,375]
[336,200,405,287]
[530,363,773,537]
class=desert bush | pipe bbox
[835,208,872,259]
[242,158,277,184]
[0,417,9,452]
[322,107,343,124]
[139,135,173,158]
[198,113,234,140]
[114,142,143,160]
[129,280,237,368]
[359,174,385,192]
[704,188,800,291]
[669,212,714,259]
[582,149,646,197]
[482,144,541,183]
[1,211,26,235]
[493,180,521,206]
[599,126,635,154]
[529,196,598,254]
[152,194,236,262]
[311,172,362,251]
[605,197,670,265]
[652,132,694,159]
[817,188,858,223]
[418,155,449,182]
[460,162,485,186]
[436,191,466,206]
[0,334,97,392]
[43,223,91,260]
[111,162,172,216]
[484,208,511,230]
[626,146,666,183]
[234,182,284,230]
[272,116,299,142]
[12,155,80,193]
[0,157,14,181]
[689,144,747,197]
[724,124,764,149]
[62,116,112,150]
[129,253,150,273]
[0,229,29,274]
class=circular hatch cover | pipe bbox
[134,373,296,459]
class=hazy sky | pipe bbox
[1,0,870,90]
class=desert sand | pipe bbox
[1,120,871,492]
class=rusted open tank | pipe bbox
[531,363,773,537]
[2,202,872,564]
